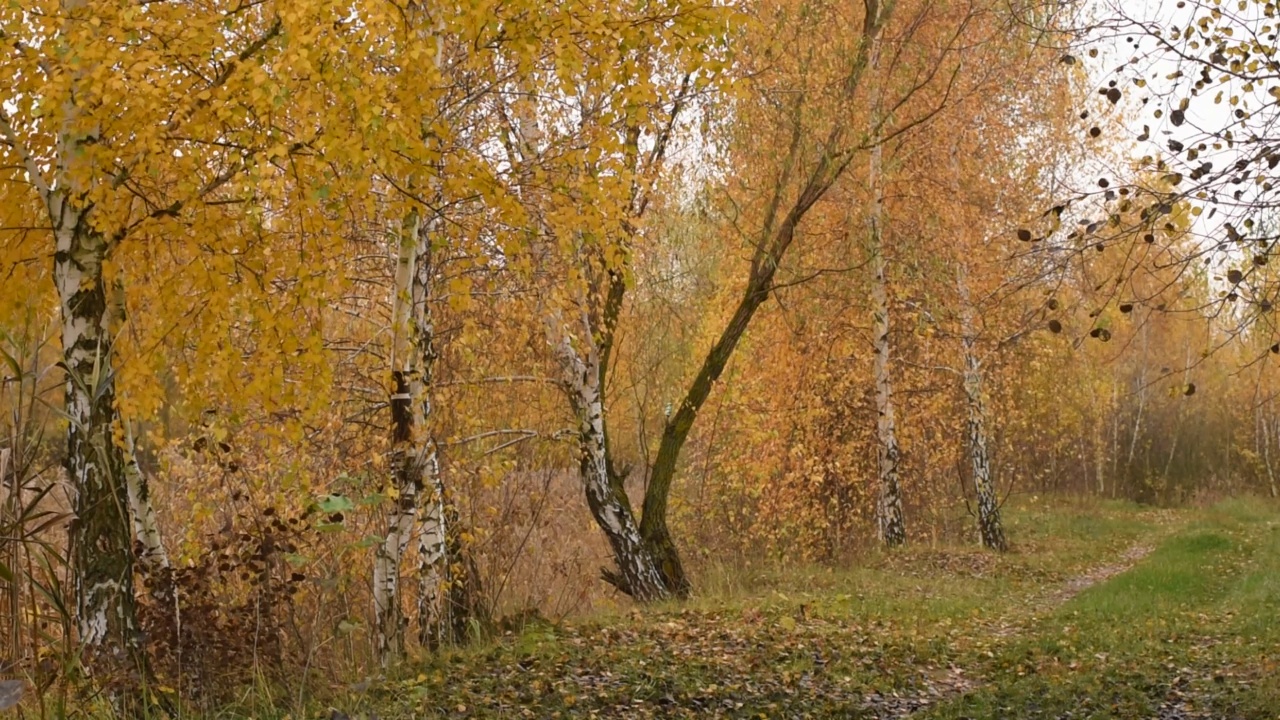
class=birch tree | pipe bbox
[863,24,907,546]
[362,0,597,654]
[488,0,995,597]
[852,0,1080,551]
[955,265,1007,550]
[0,0,387,694]
[374,213,434,661]
[482,1,735,601]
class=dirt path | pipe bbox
[859,541,1157,719]
[987,541,1156,640]
[1043,542,1155,606]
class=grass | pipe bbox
[921,496,1280,719]
[50,496,1274,719]
[330,496,1269,719]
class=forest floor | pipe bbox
[328,496,1280,720]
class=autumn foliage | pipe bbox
[2,0,1279,713]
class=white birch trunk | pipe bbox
[121,417,181,655]
[867,86,906,547]
[413,212,450,648]
[414,456,447,648]
[546,314,668,601]
[107,279,172,574]
[52,198,143,678]
[373,211,456,663]
[122,422,170,573]
[374,214,426,664]
[1125,321,1149,474]
[956,265,1006,551]
[1266,403,1279,499]
[16,4,143,678]
[1093,389,1106,495]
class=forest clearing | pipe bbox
[315,497,1279,720]
[4,0,1280,716]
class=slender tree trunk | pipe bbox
[1109,380,1119,488]
[414,467,450,647]
[120,415,182,672]
[637,281,777,597]
[866,87,906,546]
[1161,342,1194,497]
[107,279,172,576]
[374,211,464,660]
[373,214,424,664]
[962,352,1005,550]
[625,0,897,596]
[53,201,147,694]
[121,422,169,573]
[1124,318,1149,476]
[410,211,481,648]
[1092,388,1106,496]
[1266,402,1279,499]
[956,266,1005,551]
[868,213,905,544]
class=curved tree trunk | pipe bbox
[551,324,670,602]
[633,0,900,588]
[540,0,898,600]
[122,421,170,573]
[107,279,173,577]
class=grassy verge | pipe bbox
[921,497,1280,719]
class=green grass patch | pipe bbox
[923,497,1280,720]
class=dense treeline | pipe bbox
[3,0,1279,713]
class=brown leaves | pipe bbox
[378,608,889,718]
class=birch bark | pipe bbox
[547,313,669,602]
[957,266,1006,551]
[373,214,424,664]
[866,42,906,547]
[412,213,454,648]
[373,211,466,662]
[53,202,146,685]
